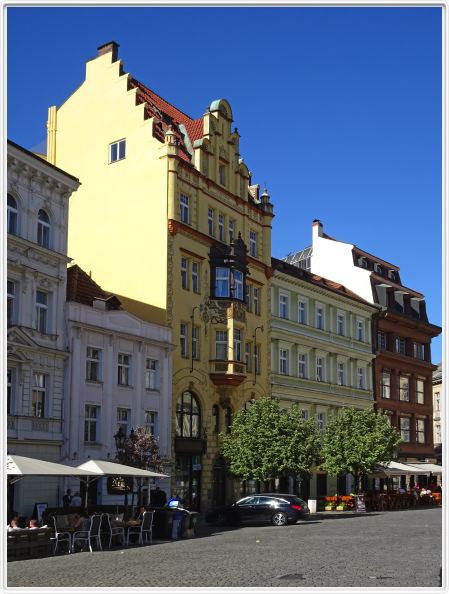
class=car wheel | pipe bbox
[214,513,227,527]
[272,511,288,526]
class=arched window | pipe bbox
[225,406,233,434]
[176,391,201,438]
[212,404,220,433]
[7,194,18,235]
[37,209,51,248]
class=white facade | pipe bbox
[64,297,173,503]
[7,140,80,516]
[432,364,442,450]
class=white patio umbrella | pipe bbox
[7,455,99,484]
[74,459,168,507]
[370,461,423,477]
[406,462,443,475]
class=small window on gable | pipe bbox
[109,139,126,163]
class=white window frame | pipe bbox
[215,267,230,298]
[180,193,190,224]
[7,280,16,326]
[395,337,406,355]
[145,358,159,390]
[118,353,131,386]
[208,207,215,236]
[416,378,425,404]
[32,372,47,418]
[233,270,244,301]
[116,408,130,436]
[229,219,235,243]
[191,261,200,293]
[337,362,345,386]
[37,209,51,248]
[337,312,345,336]
[315,304,324,330]
[7,195,18,235]
[416,418,425,444]
[145,410,158,436]
[233,328,243,362]
[298,353,307,379]
[399,375,409,401]
[218,213,225,241]
[435,423,441,443]
[357,367,365,389]
[435,391,440,412]
[84,405,100,443]
[249,231,257,257]
[109,138,126,163]
[399,417,410,442]
[216,330,228,360]
[356,319,364,341]
[180,323,188,358]
[279,349,289,375]
[279,293,289,319]
[86,347,102,382]
[316,357,325,382]
[253,287,260,315]
[192,326,200,360]
[381,371,391,399]
[298,299,307,324]
[35,290,49,333]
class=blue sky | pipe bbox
[7,6,442,362]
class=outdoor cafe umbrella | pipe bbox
[74,459,168,508]
[6,455,99,484]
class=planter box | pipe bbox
[324,506,335,511]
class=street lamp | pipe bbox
[113,426,130,517]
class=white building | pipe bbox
[432,364,442,464]
[7,140,80,516]
[64,265,173,504]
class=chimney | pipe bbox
[312,219,323,238]
[97,41,119,62]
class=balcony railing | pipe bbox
[209,359,247,386]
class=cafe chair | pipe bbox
[127,510,154,546]
[72,514,102,553]
[50,516,71,555]
[102,513,125,548]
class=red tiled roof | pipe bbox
[129,78,202,163]
[67,264,107,306]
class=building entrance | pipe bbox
[175,454,202,511]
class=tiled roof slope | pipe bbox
[67,264,108,305]
[272,257,377,308]
[129,78,203,163]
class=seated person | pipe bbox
[70,492,82,507]
[7,517,21,531]
[133,506,146,521]
[27,519,39,529]
[73,509,91,531]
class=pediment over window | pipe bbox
[7,327,39,348]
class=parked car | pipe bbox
[206,494,310,527]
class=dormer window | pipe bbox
[388,269,397,281]
[358,257,367,269]
[374,263,383,274]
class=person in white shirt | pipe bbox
[70,492,82,507]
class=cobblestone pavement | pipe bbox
[7,507,442,589]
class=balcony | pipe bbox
[209,359,247,386]
[7,414,63,443]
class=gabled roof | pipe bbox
[66,264,119,307]
[129,77,202,163]
[272,257,378,309]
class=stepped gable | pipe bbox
[66,264,109,306]
[129,78,203,164]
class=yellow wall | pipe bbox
[49,52,168,308]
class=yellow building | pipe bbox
[46,41,274,511]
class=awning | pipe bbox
[370,461,424,477]
[406,463,443,475]
[6,455,99,484]
[75,459,168,478]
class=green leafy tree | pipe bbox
[220,396,320,488]
[320,408,402,492]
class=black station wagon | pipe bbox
[206,493,310,527]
